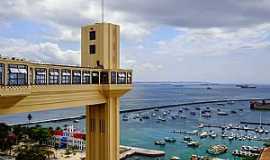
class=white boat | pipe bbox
[170,156,180,160]
[217,111,228,116]
[200,131,208,138]
[198,123,204,128]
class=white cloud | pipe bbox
[157,23,270,57]
[0,38,80,65]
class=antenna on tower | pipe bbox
[101,0,104,23]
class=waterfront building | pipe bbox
[0,22,132,160]
[52,125,86,151]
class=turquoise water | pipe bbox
[1,83,270,159]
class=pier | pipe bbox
[120,145,165,159]
[241,121,270,126]
[120,98,270,113]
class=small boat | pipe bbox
[171,115,177,120]
[178,110,183,113]
[170,156,180,160]
[199,131,208,138]
[122,114,129,121]
[202,112,211,118]
[236,84,256,88]
[184,136,192,142]
[183,107,189,111]
[158,116,166,122]
[230,110,237,114]
[227,101,235,105]
[187,141,200,148]
[207,144,228,155]
[141,114,150,119]
[206,87,212,90]
[73,119,80,123]
[155,140,166,146]
[210,133,217,139]
[164,137,176,143]
[198,123,204,128]
[190,111,196,116]
[192,130,199,134]
[228,136,234,141]
[180,115,186,119]
[217,111,228,116]
[195,107,201,110]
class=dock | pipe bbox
[120,145,165,159]
[241,121,270,126]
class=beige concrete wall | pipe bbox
[81,23,120,69]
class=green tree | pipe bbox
[0,123,10,151]
[16,146,46,160]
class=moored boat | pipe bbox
[207,144,228,155]
[187,141,200,148]
[155,140,166,146]
[170,156,180,160]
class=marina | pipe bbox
[2,83,270,159]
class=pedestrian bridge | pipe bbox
[0,57,132,115]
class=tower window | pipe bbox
[89,45,96,54]
[89,31,96,40]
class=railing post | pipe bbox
[108,70,111,84]
[98,71,101,85]
[4,63,8,86]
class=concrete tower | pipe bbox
[81,23,124,160]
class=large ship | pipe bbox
[236,84,256,88]
[250,100,270,110]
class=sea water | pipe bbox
[1,83,270,159]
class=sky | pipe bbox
[0,0,270,84]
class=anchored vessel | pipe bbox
[0,22,133,160]
[250,100,270,110]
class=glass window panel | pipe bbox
[100,72,109,84]
[35,68,47,85]
[117,72,126,84]
[72,70,81,84]
[49,69,60,84]
[111,72,116,84]
[61,69,71,84]
[92,72,99,84]
[8,64,28,86]
[82,71,91,84]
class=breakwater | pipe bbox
[10,98,269,126]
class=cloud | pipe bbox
[0,38,80,65]
[156,23,270,57]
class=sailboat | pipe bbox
[197,111,204,128]
[257,112,264,133]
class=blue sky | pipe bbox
[1,0,270,84]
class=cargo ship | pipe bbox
[236,84,256,88]
[250,100,270,110]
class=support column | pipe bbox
[86,96,120,160]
